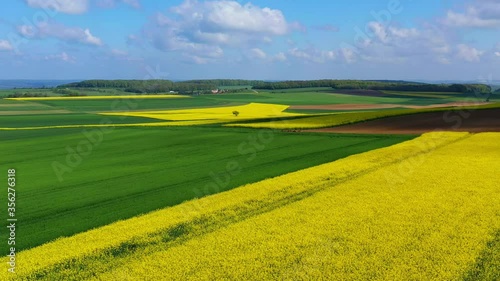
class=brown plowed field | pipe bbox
[308,108,500,134]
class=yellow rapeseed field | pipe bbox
[100,102,301,125]
[226,110,408,129]
[5,95,188,101]
[2,132,498,280]
[0,103,301,130]
[227,103,500,129]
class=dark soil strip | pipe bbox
[309,108,500,134]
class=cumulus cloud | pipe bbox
[44,52,76,63]
[443,0,500,28]
[25,0,89,14]
[340,48,356,64]
[249,48,267,59]
[0,40,13,51]
[288,47,337,64]
[274,52,287,62]
[456,44,483,62]
[170,0,290,36]
[284,45,359,64]
[282,17,493,66]
[17,22,103,46]
[347,21,452,64]
[137,0,298,63]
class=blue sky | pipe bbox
[0,0,499,81]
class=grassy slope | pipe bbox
[27,97,236,112]
[0,99,58,112]
[11,93,441,114]
[2,89,487,115]
[207,92,412,105]
[0,127,413,252]
[0,114,164,128]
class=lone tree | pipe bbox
[232,110,239,117]
[485,91,491,102]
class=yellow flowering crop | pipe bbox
[0,103,301,130]
[4,132,492,280]
[226,110,409,129]
[227,103,500,129]
[5,95,188,101]
[96,132,499,280]
[100,102,302,125]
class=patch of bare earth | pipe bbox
[405,101,492,109]
[308,108,500,134]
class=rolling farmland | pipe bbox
[2,0,500,278]
[0,86,499,280]
[0,125,411,252]
[2,132,498,280]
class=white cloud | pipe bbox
[494,43,500,57]
[82,29,102,46]
[137,0,298,63]
[288,47,337,64]
[17,22,103,46]
[25,0,88,14]
[443,0,500,28]
[137,0,300,63]
[456,44,483,62]
[249,48,267,59]
[349,22,451,64]
[368,22,389,43]
[274,52,287,61]
[436,57,451,64]
[44,52,76,63]
[181,54,211,64]
[0,40,13,51]
[340,48,356,64]
[170,0,290,36]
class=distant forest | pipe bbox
[58,79,492,94]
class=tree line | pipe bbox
[252,80,492,93]
[58,79,492,94]
[58,80,216,94]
